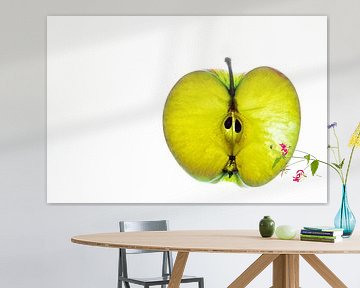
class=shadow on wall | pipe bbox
[2,16,360,153]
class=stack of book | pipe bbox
[300,226,344,243]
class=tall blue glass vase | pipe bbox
[334,184,356,237]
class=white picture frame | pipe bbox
[47,16,327,203]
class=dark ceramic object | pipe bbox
[259,216,275,238]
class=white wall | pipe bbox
[1,1,360,287]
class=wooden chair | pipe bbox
[118,220,204,288]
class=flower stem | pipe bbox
[332,127,345,182]
[286,159,305,167]
[344,145,356,185]
[291,155,344,182]
[330,148,338,164]
[333,127,343,164]
[295,149,318,159]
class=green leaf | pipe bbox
[272,157,281,169]
[311,160,319,176]
[332,162,341,169]
[339,158,345,169]
[332,159,345,169]
[304,154,311,164]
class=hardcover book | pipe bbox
[300,236,342,243]
[300,234,341,240]
[303,226,344,232]
[301,229,343,237]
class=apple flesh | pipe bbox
[163,58,300,187]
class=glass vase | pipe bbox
[334,184,356,237]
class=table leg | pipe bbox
[228,254,279,288]
[301,254,347,288]
[228,253,348,288]
[272,254,299,288]
[168,252,189,288]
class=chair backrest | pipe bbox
[118,220,174,282]
[119,220,169,254]
[120,220,168,232]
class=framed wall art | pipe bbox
[47,16,327,203]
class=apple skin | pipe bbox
[163,63,300,187]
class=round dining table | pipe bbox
[72,229,360,288]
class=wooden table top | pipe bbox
[71,230,360,254]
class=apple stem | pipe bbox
[225,57,235,97]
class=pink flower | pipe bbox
[293,170,305,182]
[279,143,289,156]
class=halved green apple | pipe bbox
[163,58,300,187]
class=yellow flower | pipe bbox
[349,122,360,148]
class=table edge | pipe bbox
[71,234,360,255]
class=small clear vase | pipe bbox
[334,184,356,237]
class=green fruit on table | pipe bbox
[163,57,301,187]
[275,225,297,240]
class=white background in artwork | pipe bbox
[47,16,327,203]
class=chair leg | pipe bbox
[199,278,204,288]
[118,249,122,288]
